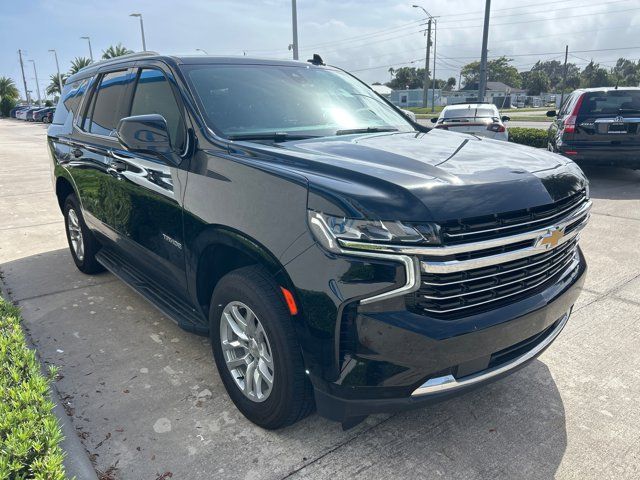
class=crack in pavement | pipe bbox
[11,278,119,303]
[0,220,62,232]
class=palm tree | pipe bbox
[46,73,68,96]
[388,67,395,81]
[102,43,133,59]
[69,57,92,75]
[0,77,20,101]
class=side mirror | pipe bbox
[501,115,510,122]
[116,114,178,163]
[430,117,438,123]
[546,110,557,117]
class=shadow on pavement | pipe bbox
[580,165,640,200]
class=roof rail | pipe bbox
[76,51,160,72]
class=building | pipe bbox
[389,88,443,108]
[445,81,526,107]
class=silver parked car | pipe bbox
[431,103,510,141]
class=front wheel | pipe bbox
[209,265,314,429]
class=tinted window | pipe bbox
[130,69,185,150]
[443,106,497,119]
[181,64,413,138]
[579,90,640,115]
[52,78,89,125]
[85,70,129,136]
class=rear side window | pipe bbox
[130,69,186,151]
[84,70,129,136]
[579,90,640,115]
[52,79,89,125]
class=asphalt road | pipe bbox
[1,119,639,480]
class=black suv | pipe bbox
[49,52,590,429]
[547,87,640,168]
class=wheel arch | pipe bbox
[55,175,76,212]
[191,226,299,320]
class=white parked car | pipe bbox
[431,103,510,141]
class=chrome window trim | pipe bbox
[337,200,591,258]
[411,311,570,396]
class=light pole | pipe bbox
[413,5,434,108]
[17,49,30,105]
[28,59,42,105]
[196,48,209,55]
[130,13,147,51]
[431,18,437,112]
[290,0,299,60]
[80,36,94,62]
[48,49,64,96]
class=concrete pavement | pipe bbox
[1,119,639,480]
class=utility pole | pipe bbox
[477,0,491,102]
[423,18,432,108]
[458,71,462,91]
[49,49,63,97]
[431,19,437,112]
[291,0,299,60]
[559,45,569,110]
[17,49,30,105]
[29,60,41,105]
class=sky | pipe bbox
[2,0,640,100]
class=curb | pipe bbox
[0,279,98,480]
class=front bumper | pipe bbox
[310,249,586,423]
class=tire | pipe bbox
[209,265,314,429]
[63,194,104,274]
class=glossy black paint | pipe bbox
[48,54,588,421]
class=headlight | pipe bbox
[308,210,440,253]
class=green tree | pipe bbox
[0,77,20,101]
[444,76,456,91]
[45,73,68,96]
[611,58,639,87]
[101,43,133,59]
[69,57,92,75]
[461,56,522,88]
[580,61,612,88]
[524,70,551,95]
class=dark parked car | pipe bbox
[42,109,55,124]
[33,107,55,122]
[547,87,640,168]
[49,52,590,429]
[26,107,47,121]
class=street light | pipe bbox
[80,36,94,62]
[28,59,42,105]
[196,48,209,55]
[48,49,64,96]
[130,13,147,51]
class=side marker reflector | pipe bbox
[280,287,298,315]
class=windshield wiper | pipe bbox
[335,127,399,136]
[227,132,320,142]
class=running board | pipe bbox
[96,248,208,336]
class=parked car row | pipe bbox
[9,105,56,123]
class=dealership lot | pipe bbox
[1,119,639,479]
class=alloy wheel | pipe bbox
[67,208,84,261]
[220,301,275,402]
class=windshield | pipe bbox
[442,107,497,120]
[180,64,414,138]
[580,90,640,115]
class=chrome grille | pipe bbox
[407,192,590,316]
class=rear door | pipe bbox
[574,90,640,148]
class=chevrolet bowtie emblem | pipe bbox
[537,227,565,249]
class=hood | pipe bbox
[235,129,587,222]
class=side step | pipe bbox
[96,248,208,336]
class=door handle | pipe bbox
[109,160,127,172]
[72,148,83,158]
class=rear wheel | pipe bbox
[209,265,314,429]
[63,194,104,274]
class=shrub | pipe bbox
[0,97,17,117]
[508,127,549,148]
[0,298,67,480]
